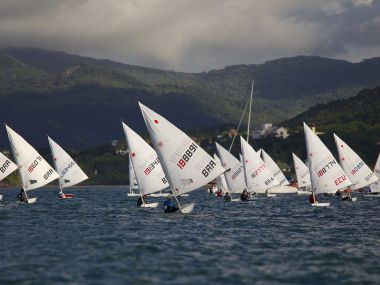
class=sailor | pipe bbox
[216,188,223,197]
[58,189,64,199]
[309,193,317,204]
[137,195,147,207]
[240,189,250,201]
[224,192,231,201]
[17,189,27,203]
[163,196,179,213]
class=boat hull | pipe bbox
[59,193,75,199]
[141,202,159,208]
[311,202,330,207]
[181,203,195,214]
[268,185,298,194]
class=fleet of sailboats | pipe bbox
[0,101,378,212]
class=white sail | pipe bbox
[139,103,225,196]
[370,154,380,193]
[215,142,246,193]
[334,134,378,190]
[261,149,289,185]
[128,154,139,191]
[0,151,18,181]
[240,137,279,193]
[213,154,229,192]
[6,125,59,191]
[122,122,168,195]
[292,153,311,188]
[48,136,88,189]
[303,123,351,194]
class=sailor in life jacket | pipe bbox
[163,196,178,213]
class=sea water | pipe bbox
[0,187,379,285]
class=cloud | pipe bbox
[0,0,379,72]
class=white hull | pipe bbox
[268,185,298,194]
[180,203,195,214]
[311,202,331,207]
[231,198,241,202]
[266,193,277,197]
[297,190,311,195]
[27,197,37,204]
[127,192,140,197]
[141,202,159,208]
[149,193,169,197]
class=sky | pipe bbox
[0,0,379,72]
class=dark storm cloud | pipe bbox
[0,0,379,72]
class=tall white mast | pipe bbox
[246,80,254,143]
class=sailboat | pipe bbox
[240,136,280,195]
[127,154,140,197]
[6,125,59,204]
[292,153,312,195]
[122,122,169,208]
[139,103,225,213]
[215,142,246,195]
[368,153,380,196]
[260,149,298,194]
[303,123,352,207]
[48,136,88,199]
[0,152,18,201]
[213,154,229,194]
[334,134,378,199]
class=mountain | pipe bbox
[1,47,380,149]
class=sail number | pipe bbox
[351,161,364,175]
[202,160,217,177]
[317,160,336,177]
[335,175,347,186]
[0,160,11,173]
[231,166,243,180]
[27,156,43,173]
[43,169,54,180]
[176,143,198,170]
[62,161,75,176]
[144,158,160,175]
[365,172,374,182]
[251,164,267,178]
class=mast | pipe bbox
[246,80,254,143]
